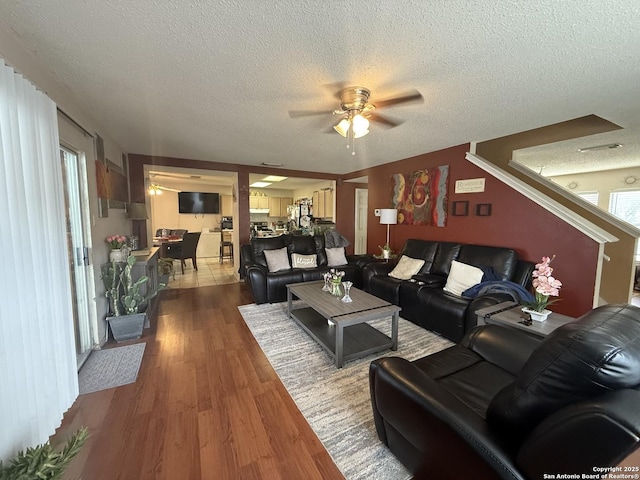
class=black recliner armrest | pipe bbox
[364,260,397,275]
[362,260,398,291]
[239,244,254,279]
[370,357,524,480]
[462,325,541,376]
[347,254,376,268]
[517,389,640,478]
[245,264,269,304]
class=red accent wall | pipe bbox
[362,143,599,317]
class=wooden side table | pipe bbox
[475,301,576,338]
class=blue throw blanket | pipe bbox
[324,230,350,248]
[462,280,535,303]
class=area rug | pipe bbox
[78,343,146,395]
[238,302,453,480]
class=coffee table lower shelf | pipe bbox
[290,307,395,367]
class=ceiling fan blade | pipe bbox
[368,113,403,128]
[158,185,181,193]
[374,90,424,108]
[288,109,334,118]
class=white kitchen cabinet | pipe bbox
[197,232,221,258]
[221,195,233,216]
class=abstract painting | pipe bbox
[390,165,449,226]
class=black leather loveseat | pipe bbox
[369,303,640,479]
[362,239,535,342]
[241,234,372,304]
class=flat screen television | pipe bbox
[178,191,220,214]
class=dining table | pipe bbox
[152,236,183,258]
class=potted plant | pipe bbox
[105,234,128,262]
[521,255,563,321]
[0,427,88,479]
[101,255,164,342]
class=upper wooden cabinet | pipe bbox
[268,196,293,217]
[269,196,282,217]
[280,197,292,216]
[249,196,269,209]
[312,190,333,218]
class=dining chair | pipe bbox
[166,232,201,274]
[170,229,188,239]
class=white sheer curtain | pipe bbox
[0,59,78,459]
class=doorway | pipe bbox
[61,147,97,368]
[354,188,368,254]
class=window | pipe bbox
[577,191,599,205]
[609,190,640,260]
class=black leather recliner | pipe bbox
[363,239,535,342]
[369,304,640,479]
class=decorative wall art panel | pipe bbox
[95,159,128,212]
[390,165,449,226]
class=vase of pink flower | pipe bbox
[521,255,562,321]
[106,234,128,262]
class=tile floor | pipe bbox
[162,256,239,289]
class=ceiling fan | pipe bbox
[289,86,423,154]
[146,180,180,195]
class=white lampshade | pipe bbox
[352,114,370,138]
[379,208,398,225]
[333,118,350,137]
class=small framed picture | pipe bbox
[452,201,469,216]
[476,203,492,216]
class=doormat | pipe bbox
[78,343,146,395]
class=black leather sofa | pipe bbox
[240,234,372,304]
[362,239,535,342]
[369,303,640,479]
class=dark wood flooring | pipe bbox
[53,284,345,479]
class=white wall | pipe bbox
[149,180,232,234]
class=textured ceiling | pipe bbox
[1,1,640,175]
[513,127,640,177]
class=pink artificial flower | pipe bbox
[106,234,127,249]
[531,255,562,298]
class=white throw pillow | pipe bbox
[291,253,318,269]
[263,247,291,272]
[388,256,426,280]
[326,247,348,267]
[443,260,484,296]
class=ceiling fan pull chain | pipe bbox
[346,120,351,150]
[351,124,356,155]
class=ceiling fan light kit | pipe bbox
[148,183,163,195]
[289,84,423,156]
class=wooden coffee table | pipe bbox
[286,281,401,368]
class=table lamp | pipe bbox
[379,208,398,259]
[127,202,148,250]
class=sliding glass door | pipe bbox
[60,147,96,366]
